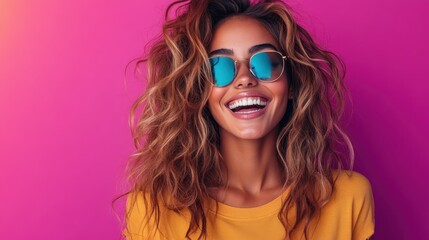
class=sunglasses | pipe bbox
[209,50,287,87]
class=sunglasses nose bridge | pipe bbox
[233,59,259,88]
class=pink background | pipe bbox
[1,0,428,239]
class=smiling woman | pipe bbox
[208,17,289,140]
[122,0,374,239]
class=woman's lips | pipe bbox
[224,91,271,119]
[228,103,268,119]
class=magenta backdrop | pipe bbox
[0,0,427,239]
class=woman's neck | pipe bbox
[218,127,284,195]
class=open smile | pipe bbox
[227,97,268,113]
[225,95,271,119]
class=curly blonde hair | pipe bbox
[123,0,353,239]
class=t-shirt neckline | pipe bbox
[207,188,290,219]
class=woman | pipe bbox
[123,0,375,239]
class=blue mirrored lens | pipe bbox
[209,57,235,87]
[250,52,273,80]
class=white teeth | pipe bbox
[228,97,267,110]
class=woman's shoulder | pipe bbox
[325,170,375,239]
[125,191,150,226]
[332,170,373,197]
[125,190,174,218]
[124,190,194,239]
[126,191,148,210]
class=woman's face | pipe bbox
[208,16,290,140]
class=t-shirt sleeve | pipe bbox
[351,173,375,240]
[123,192,156,240]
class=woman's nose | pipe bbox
[233,62,258,88]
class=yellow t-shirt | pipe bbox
[124,171,375,240]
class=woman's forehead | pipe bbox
[209,16,280,56]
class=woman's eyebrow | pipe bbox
[249,43,278,53]
[209,48,233,56]
[209,43,277,57]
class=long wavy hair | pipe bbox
[123,0,353,239]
